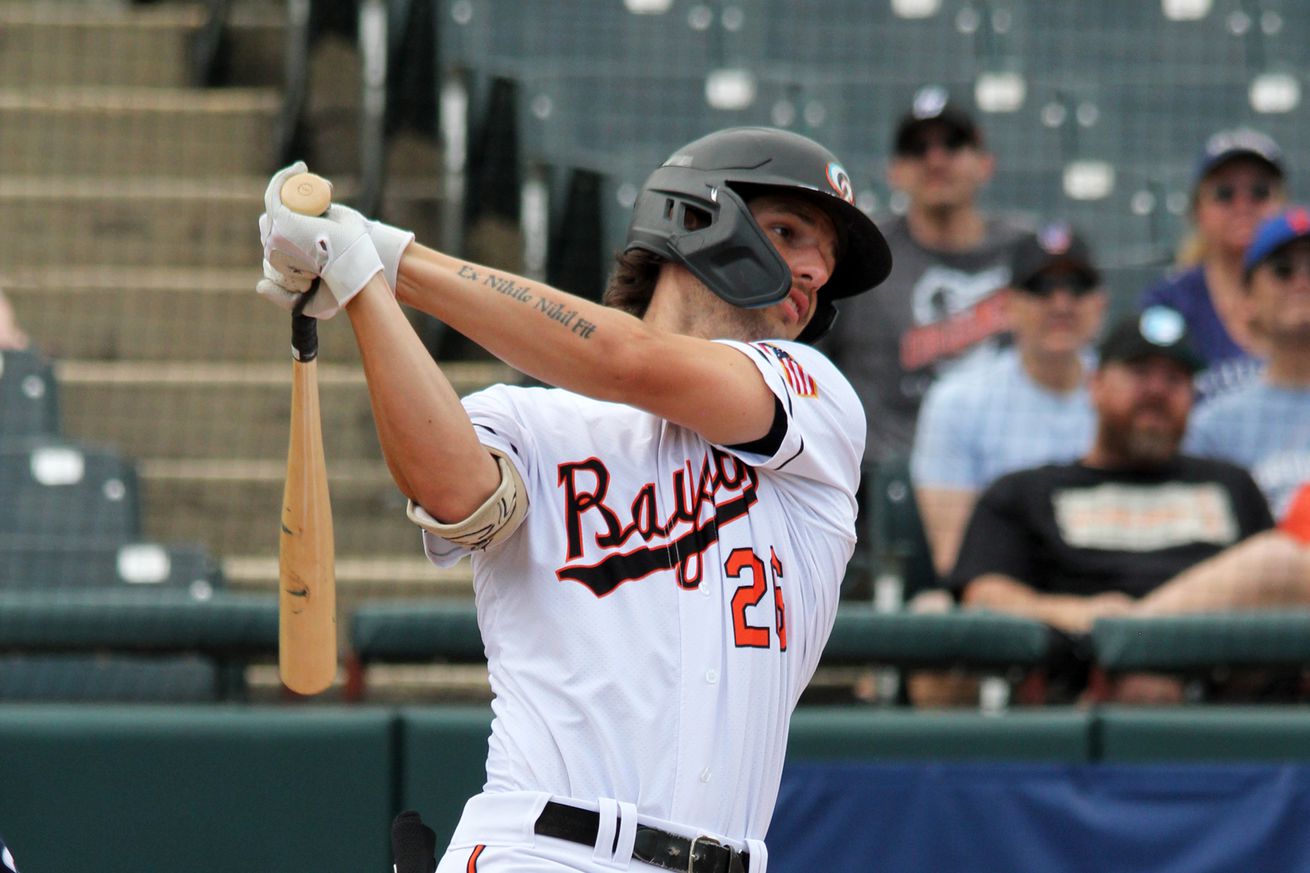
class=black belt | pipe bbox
[534,801,750,873]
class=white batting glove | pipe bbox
[255,258,342,319]
[331,203,415,293]
[260,162,383,317]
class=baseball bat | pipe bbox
[278,171,337,695]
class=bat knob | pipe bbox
[282,172,332,216]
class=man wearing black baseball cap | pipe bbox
[913,222,1105,578]
[947,306,1310,702]
[826,84,1033,466]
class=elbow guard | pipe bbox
[406,448,528,550]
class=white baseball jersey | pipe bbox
[421,339,865,843]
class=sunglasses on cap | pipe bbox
[898,130,973,158]
[1206,180,1275,205]
[1265,250,1310,282]
[1019,274,1099,298]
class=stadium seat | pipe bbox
[0,589,279,702]
[0,346,59,439]
[866,457,937,604]
[1091,612,1310,674]
[0,537,223,600]
[0,436,141,541]
[0,653,222,703]
[824,604,1052,671]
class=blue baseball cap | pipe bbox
[1193,127,1285,188]
[1243,206,1310,278]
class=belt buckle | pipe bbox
[687,834,724,873]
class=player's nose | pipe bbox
[789,246,832,291]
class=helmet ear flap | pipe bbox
[797,298,837,344]
[664,185,791,309]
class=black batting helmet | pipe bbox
[625,127,892,342]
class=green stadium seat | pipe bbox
[0,346,59,439]
[0,653,222,702]
[824,604,1052,670]
[0,589,278,701]
[351,599,485,664]
[865,457,937,603]
[1091,612,1310,673]
[0,537,223,599]
[0,436,141,541]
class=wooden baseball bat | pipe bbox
[278,171,337,695]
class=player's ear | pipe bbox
[972,150,997,184]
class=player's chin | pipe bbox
[774,304,809,338]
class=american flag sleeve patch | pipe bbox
[761,342,818,398]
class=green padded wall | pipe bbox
[788,707,1093,762]
[0,706,395,873]
[1097,706,1310,762]
[399,705,496,853]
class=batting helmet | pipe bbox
[625,126,892,342]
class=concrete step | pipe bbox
[2,267,456,365]
[0,176,262,269]
[0,1,285,88]
[0,1,205,88]
[223,554,473,600]
[138,458,418,558]
[55,360,520,461]
[2,268,361,363]
[0,87,281,177]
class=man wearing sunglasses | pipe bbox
[1140,128,1287,403]
[825,85,1032,469]
[950,308,1310,703]
[912,222,1105,579]
[1187,207,1310,522]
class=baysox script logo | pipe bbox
[554,448,759,596]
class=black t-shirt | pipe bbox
[949,456,1275,599]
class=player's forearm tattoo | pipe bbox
[460,263,598,339]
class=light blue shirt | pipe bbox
[1185,380,1310,518]
[911,347,1096,490]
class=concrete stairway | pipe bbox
[1,1,509,697]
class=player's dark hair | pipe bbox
[602,248,664,318]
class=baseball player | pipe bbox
[258,127,891,873]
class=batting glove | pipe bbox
[260,162,383,318]
[332,203,415,293]
[256,258,343,319]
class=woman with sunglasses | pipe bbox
[1140,128,1287,403]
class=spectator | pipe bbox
[912,222,1104,577]
[826,85,1032,465]
[951,309,1310,702]
[0,289,28,351]
[1140,128,1287,402]
[1187,206,1310,519]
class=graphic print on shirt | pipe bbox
[555,447,760,596]
[1053,482,1240,551]
[900,263,1010,374]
